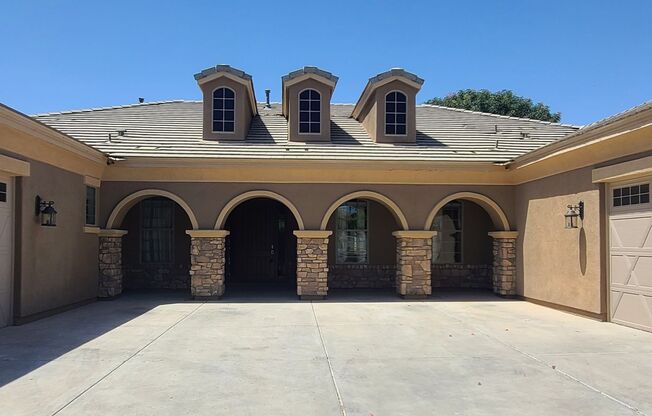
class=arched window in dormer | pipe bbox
[299,89,321,134]
[385,91,407,135]
[213,87,235,133]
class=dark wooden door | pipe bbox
[226,199,296,284]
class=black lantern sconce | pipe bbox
[564,201,584,229]
[35,196,57,227]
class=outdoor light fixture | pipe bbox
[564,201,584,229]
[35,195,57,227]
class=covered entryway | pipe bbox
[609,178,652,332]
[0,174,13,327]
[118,196,192,291]
[224,198,298,291]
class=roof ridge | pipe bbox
[418,103,581,128]
[31,100,197,117]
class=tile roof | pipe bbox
[32,101,579,163]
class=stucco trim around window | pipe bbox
[106,189,199,230]
[320,190,409,231]
[424,192,510,231]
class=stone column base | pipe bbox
[98,230,128,298]
[186,230,229,299]
[489,231,519,296]
[393,231,436,298]
[294,231,331,300]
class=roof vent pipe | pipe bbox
[264,89,271,108]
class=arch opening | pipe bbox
[321,193,405,292]
[119,196,193,292]
[215,190,305,231]
[107,189,199,230]
[224,198,298,293]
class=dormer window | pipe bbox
[212,87,235,133]
[299,89,321,134]
[385,91,407,135]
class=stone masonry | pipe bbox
[187,230,229,299]
[98,230,127,298]
[294,231,332,299]
[431,263,492,289]
[393,231,437,298]
[489,231,519,296]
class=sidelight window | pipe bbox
[432,201,463,264]
[336,200,368,264]
[141,198,174,263]
[85,186,97,225]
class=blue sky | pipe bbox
[1,1,650,125]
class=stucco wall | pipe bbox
[515,166,604,314]
[99,182,515,233]
[16,159,98,318]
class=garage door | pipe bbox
[609,179,652,332]
[0,174,13,327]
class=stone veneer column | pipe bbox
[488,231,519,296]
[186,230,230,299]
[293,231,332,300]
[393,231,437,298]
[98,229,128,298]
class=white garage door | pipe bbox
[609,179,652,332]
[0,174,13,327]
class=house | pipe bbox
[1,65,651,333]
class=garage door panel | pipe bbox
[610,255,633,285]
[633,256,652,287]
[609,178,652,332]
[611,216,652,248]
[0,175,12,328]
[611,292,652,329]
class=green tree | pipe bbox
[425,89,561,122]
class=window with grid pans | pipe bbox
[336,200,368,264]
[140,199,174,263]
[0,182,6,202]
[613,183,650,207]
[213,87,235,132]
[431,201,462,264]
[299,89,321,134]
[85,186,96,225]
[385,91,407,135]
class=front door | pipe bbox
[226,199,296,285]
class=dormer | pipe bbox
[194,65,257,140]
[351,68,424,144]
[282,66,338,142]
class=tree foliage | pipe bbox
[425,89,561,122]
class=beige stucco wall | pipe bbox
[199,76,253,140]
[286,78,333,142]
[16,158,99,318]
[100,182,515,233]
[515,166,604,315]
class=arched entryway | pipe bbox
[425,192,517,296]
[320,191,407,293]
[117,196,193,291]
[223,197,299,293]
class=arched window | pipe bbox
[385,91,407,135]
[299,89,320,134]
[213,87,235,133]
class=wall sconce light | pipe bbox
[35,195,57,227]
[564,201,584,229]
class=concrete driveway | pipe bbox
[0,291,651,416]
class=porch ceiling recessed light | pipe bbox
[35,195,57,227]
[564,201,584,229]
